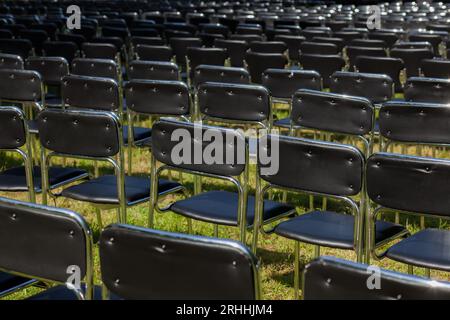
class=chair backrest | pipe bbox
[0,39,33,58]
[330,71,393,104]
[57,33,86,49]
[197,82,270,124]
[193,65,250,88]
[346,46,387,69]
[409,33,443,54]
[245,51,288,84]
[38,108,121,158]
[135,44,173,62]
[25,56,69,86]
[124,80,190,116]
[214,39,248,67]
[420,58,450,78]
[169,37,203,67]
[186,47,228,74]
[262,69,322,99]
[299,41,339,55]
[82,42,118,60]
[404,77,450,104]
[99,224,259,299]
[291,89,374,136]
[299,54,345,88]
[128,60,179,81]
[229,34,263,43]
[0,106,26,149]
[249,41,287,54]
[355,56,404,92]
[350,38,387,49]
[61,74,120,111]
[274,35,306,61]
[303,256,450,300]
[334,30,363,44]
[368,31,399,47]
[131,36,165,47]
[0,69,42,102]
[390,48,434,77]
[0,53,23,70]
[259,134,364,197]
[0,196,93,297]
[71,58,119,81]
[367,152,450,217]
[379,101,450,145]
[42,41,78,63]
[152,119,246,176]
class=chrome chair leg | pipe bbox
[213,225,219,237]
[187,218,193,233]
[294,241,300,300]
[95,208,103,231]
[408,265,414,275]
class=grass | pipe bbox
[1,106,450,300]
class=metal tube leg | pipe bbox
[187,218,192,233]
[395,212,400,224]
[127,145,132,175]
[309,195,314,211]
[294,241,300,300]
[313,245,320,258]
[425,268,431,278]
[95,208,103,231]
[408,265,414,275]
[420,216,425,229]
[213,225,219,237]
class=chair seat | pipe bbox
[61,175,181,206]
[386,228,450,272]
[0,166,88,192]
[123,125,152,145]
[0,272,36,297]
[274,211,406,249]
[26,284,119,300]
[170,190,295,227]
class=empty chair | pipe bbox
[403,77,450,104]
[299,41,339,55]
[82,43,119,61]
[57,33,86,49]
[169,37,203,70]
[42,41,78,63]
[312,37,345,52]
[420,58,450,78]
[99,224,260,299]
[0,53,23,70]
[0,196,94,299]
[393,41,434,51]
[71,58,120,82]
[135,45,173,62]
[367,151,450,273]
[128,60,179,81]
[193,65,250,88]
[334,31,363,45]
[236,25,263,36]
[299,54,345,88]
[214,39,248,67]
[274,35,306,62]
[37,108,181,225]
[255,133,405,299]
[229,34,263,44]
[186,47,228,86]
[346,46,387,70]
[245,52,288,84]
[0,39,33,58]
[330,71,394,105]
[368,31,399,48]
[249,41,287,54]
[302,29,331,40]
[303,256,450,300]
[350,39,387,49]
[25,57,69,107]
[0,29,13,39]
[409,33,444,55]
[19,29,48,55]
[130,36,165,48]
[355,56,405,93]
[391,48,434,77]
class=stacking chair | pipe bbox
[299,41,339,55]
[57,33,86,50]
[367,151,450,275]
[128,60,179,81]
[393,41,434,51]
[249,41,287,54]
[134,45,173,62]
[19,29,48,55]
[420,58,450,78]
[193,65,250,88]
[82,42,119,61]
[0,39,33,58]
[391,48,434,78]
[355,56,405,93]
[346,46,387,71]
[229,34,263,44]
[169,37,203,71]
[303,256,450,300]
[99,224,260,299]
[25,57,69,107]
[299,54,345,88]
[404,77,450,104]
[0,196,94,299]
[368,31,399,48]
[71,58,121,82]
[42,41,79,63]
[245,51,288,84]
[186,47,228,87]
[333,31,363,45]
[409,32,444,56]
[350,39,387,49]
[214,39,248,67]
[149,119,295,249]
[37,108,181,226]
[130,36,165,47]
[0,53,24,70]
[255,134,406,299]
[274,35,305,63]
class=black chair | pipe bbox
[255,134,405,299]
[355,56,405,93]
[391,48,434,78]
[299,54,345,88]
[150,119,294,249]
[299,41,339,55]
[367,151,450,274]
[274,35,306,62]
[245,51,288,84]
[71,58,121,82]
[134,44,173,62]
[350,39,387,49]
[0,39,33,58]
[0,53,23,69]
[186,47,228,86]
[169,37,203,70]
[368,31,399,48]
[0,28,13,39]
[333,31,363,45]
[193,65,250,88]
[42,41,79,63]
[19,29,48,55]
[249,41,287,54]
[229,34,263,44]
[130,36,165,47]
[128,60,179,81]
[409,32,444,56]
[420,58,450,78]
[99,224,260,299]
[37,108,181,226]
[0,196,95,299]
[346,46,387,70]
[312,37,345,52]
[214,39,248,68]
[303,256,450,300]
[25,56,69,107]
[57,33,86,49]
[404,77,450,104]
[82,42,119,61]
